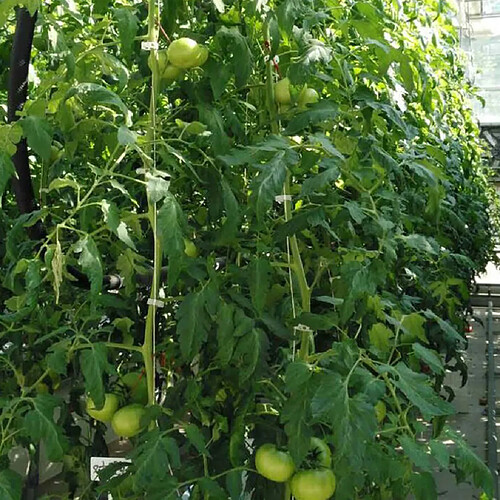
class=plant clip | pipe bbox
[141,41,159,51]
[275,194,292,204]
[294,324,313,333]
[147,298,165,308]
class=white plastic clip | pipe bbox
[141,41,159,51]
[275,195,292,204]
[147,298,165,308]
[294,324,313,333]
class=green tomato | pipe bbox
[86,393,120,423]
[193,46,209,67]
[290,469,336,500]
[157,50,168,74]
[184,238,199,257]
[111,404,146,438]
[298,86,319,108]
[309,437,332,467]
[167,38,203,69]
[375,400,387,423]
[255,444,295,483]
[122,372,148,405]
[162,64,184,83]
[274,78,292,105]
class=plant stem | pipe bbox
[142,0,162,408]
[263,21,311,361]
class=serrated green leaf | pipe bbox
[249,258,272,314]
[285,361,312,392]
[185,424,210,457]
[101,200,136,250]
[232,328,262,383]
[157,192,185,258]
[24,395,68,461]
[413,344,444,374]
[20,116,52,162]
[368,323,393,353]
[74,235,103,295]
[48,178,80,192]
[176,291,210,362]
[217,302,235,366]
[390,363,454,418]
[250,151,287,221]
[216,27,252,87]
[411,472,437,500]
[113,7,139,57]
[285,101,339,135]
[399,435,432,471]
[0,469,22,500]
[429,440,450,468]
[0,153,15,205]
[301,159,340,195]
[80,343,114,408]
[311,372,376,466]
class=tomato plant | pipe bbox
[0,0,498,498]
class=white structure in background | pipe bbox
[455,1,500,283]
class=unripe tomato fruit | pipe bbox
[122,372,148,405]
[255,444,295,483]
[290,469,336,500]
[167,38,206,69]
[274,78,292,105]
[309,437,332,467]
[375,400,387,423]
[157,50,168,74]
[86,393,119,423]
[184,238,199,257]
[193,46,209,67]
[298,87,319,108]
[162,64,184,82]
[111,404,146,438]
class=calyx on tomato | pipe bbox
[86,393,120,423]
[167,38,208,69]
[111,404,146,438]
[255,443,295,483]
[290,468,336,500]
[308,437,332,467]
[274,78,292,105]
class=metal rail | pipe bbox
[487,300,499,498]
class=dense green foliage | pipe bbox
[0,0,499,498]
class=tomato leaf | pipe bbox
[185,424,210,457]
[101,200,137,250]
[250,151,287,221]
[311,372,376,466]
[20,116,52,162]
[74,235,103,295]
[410,472,437,500]
[284,101,338,135]
[389,363,455,418]
[412,344,444,374]
[80,343,114,408]
[24,394,68,461]
[249,258,272,314]
[176,291,210,362]
[0,470,22,500]
[216,302,235,366]
[0,153,15,205]
[113,8,139,58]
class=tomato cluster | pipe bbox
[255,438,336,500]
[85,372,148,438]
[274,78,320,111]
[151,37,208,84]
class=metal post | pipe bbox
[487,301,499,498]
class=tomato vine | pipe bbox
[0,0,499,499]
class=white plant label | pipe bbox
[141,41,159,51]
